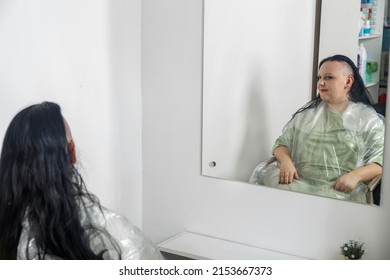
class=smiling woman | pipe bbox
[253,55,385,204]
[317,60,354,111]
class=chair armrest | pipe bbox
[368,175,382,192]
[249,157,277,184]
[265,156,277,165]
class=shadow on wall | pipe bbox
[235,64,272,182]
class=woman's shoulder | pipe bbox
[89,204,162,260]
[287,102,325,132]
[344,102,385,131]
[347,102,379,115]
[293,101,325,119]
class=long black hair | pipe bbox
[291,54,374,119]
[0,102,119,259]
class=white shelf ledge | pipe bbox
[359,34,382,40]
[158,231,307,260]
[365,80,379,88]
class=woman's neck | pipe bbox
[326,100,350,113]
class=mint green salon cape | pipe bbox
[259,101,385,203]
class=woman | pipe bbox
[260,55,384,203]
[0,102,161,259]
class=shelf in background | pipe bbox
[365,80,380,87]
[359,34,382,40]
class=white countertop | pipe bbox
[158,232,307,260]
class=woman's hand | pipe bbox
[332,163,382,193]
[332,172,360,193]
[274,145,299,184]
[279,162,300,184]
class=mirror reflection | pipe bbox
[202,0,388,205]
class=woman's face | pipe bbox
[317,61,354,107]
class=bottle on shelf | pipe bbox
[357,43,368,83]
[364,19,371,36]
[359,10,365,36]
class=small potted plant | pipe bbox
[340,240,365,260]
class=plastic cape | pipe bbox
[17,202,162,260]
[250,101,385,203]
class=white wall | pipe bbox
[142,0,390,259]
[318,0,361,62]
[0,0,143,226]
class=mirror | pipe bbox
[202,0,387,205]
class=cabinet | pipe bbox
[359,0,386,101]
[318,0,387,102]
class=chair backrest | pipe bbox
[373,181,381,205]
[373,102,386,117]
[371,101,385,205]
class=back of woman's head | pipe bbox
[319,54,373,105]
[1,102,70,185]
[0,102,104,259]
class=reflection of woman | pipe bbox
[0,102,161,259]
[267,55,384,203]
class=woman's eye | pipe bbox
[317,76,333,82]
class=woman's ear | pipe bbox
[68,139,77,165]
[346,75,354,88]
